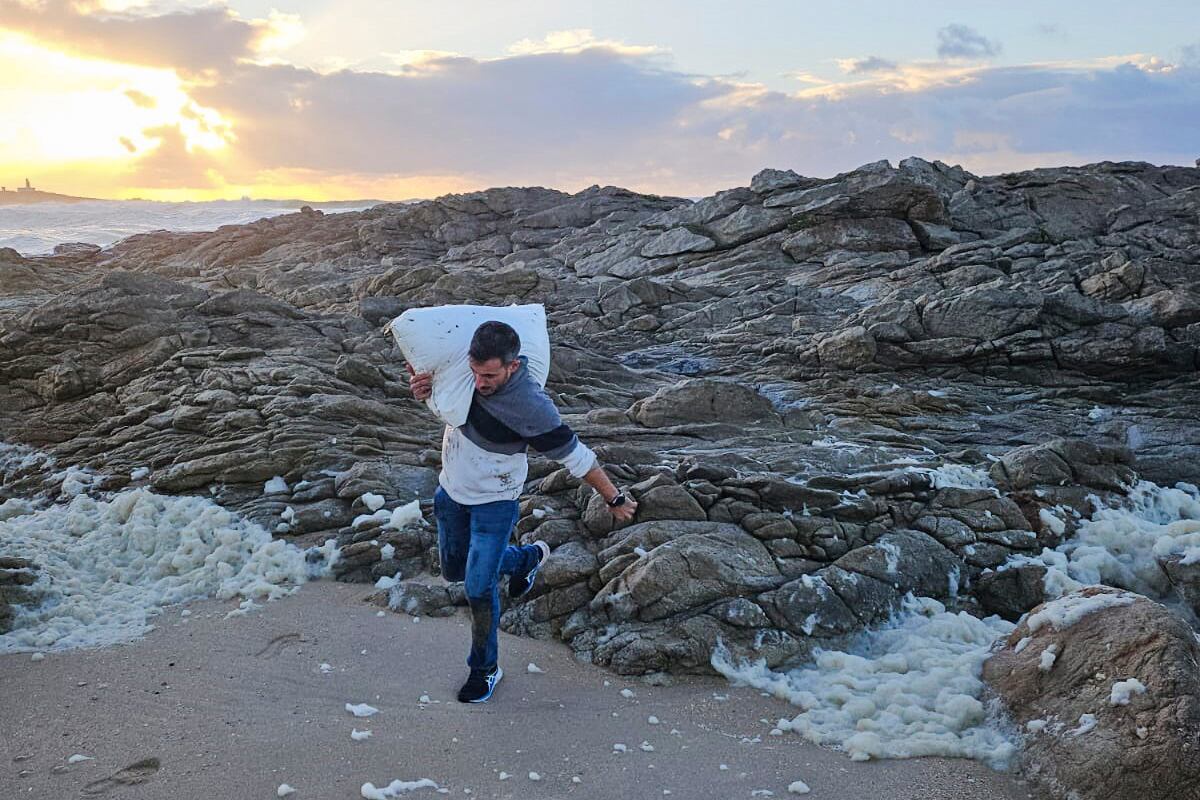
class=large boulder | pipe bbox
[333,461,439,504]
[781,217,920,260]
[537,541,599,590]
[633,483,708,523]
[749,168,810,195]
[764,161,948,222]
[989,438,1136,492]
[704,204,791,247]
[590,525,783,622]
[759,530,963,636]
[920,286,1044,341]
[641,228,716,258]
[628,379,778,428]
[384,580,465,617]
[814,326,877,369]
[983,587,1200,800]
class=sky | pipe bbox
[0,0,1196,201]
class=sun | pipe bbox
[0,32,231,171]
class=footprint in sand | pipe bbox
[254,631,307,658]
[81,758,160,795]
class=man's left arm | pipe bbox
[580,463,637,522]
[528,423,638,522]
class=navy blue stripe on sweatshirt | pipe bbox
[466,396,524,444]
[465,396,579,460]
[526,424,575,453]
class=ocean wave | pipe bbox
[0,199,379,256]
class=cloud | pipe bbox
[123,123,219,187]
[836,56,897,74]
[183,50,1198,195]
[0,0,283,73]
[124,88,155,108]
[784,70,832,85]
[184,48,726,183]
[255,9,304,56]
[937,24,1002,60]
[4,3,1199,197]
[506,28,662,58]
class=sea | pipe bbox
[0,199,383,256]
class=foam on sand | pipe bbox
[0,488,329,653]
[360,778,441,798]
[714,478,1198,768]
[712,596,1017,768]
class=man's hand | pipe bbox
[405,363,432,402]
[581,464,638,523]
[608,495,638,522]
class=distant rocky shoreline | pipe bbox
[2,157,1199,800]
[0,189,96,205]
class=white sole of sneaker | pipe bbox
[468,666,503,704]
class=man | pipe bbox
[407,320,637,703]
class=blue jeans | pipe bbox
[433,486,539,672]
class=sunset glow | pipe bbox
[0,31,235,198]
[0,1,1195,201]
[0,34,203,158]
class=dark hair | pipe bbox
[469,321,520,364]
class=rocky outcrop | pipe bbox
[1,158,1198,683]
[3,158,1198,800]
[984,587,1200,800]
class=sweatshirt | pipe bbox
[438,357,597,505]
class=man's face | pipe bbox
[469,357,519,396]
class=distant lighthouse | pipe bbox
[17,178,35,193]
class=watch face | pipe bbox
[610,494,626,507]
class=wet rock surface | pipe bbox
[984,587,1200,800]
[0,555,39,635]
[1,158,1198,685]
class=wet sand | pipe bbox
[0,579,1038,799]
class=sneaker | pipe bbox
[457,665,503,703]
[508,540,550,599]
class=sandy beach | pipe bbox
[0,578,1038,800]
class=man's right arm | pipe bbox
[406,364,432,402]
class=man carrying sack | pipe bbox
[407,320,637,703]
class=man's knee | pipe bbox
[464,575,496,606]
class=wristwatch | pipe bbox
[606,492,628,508]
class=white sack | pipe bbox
[387,304,550,427]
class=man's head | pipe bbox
[468,321,521,395]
